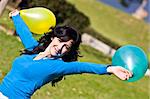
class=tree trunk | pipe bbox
[0,0,9,16]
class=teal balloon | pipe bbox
[112,45,148,82]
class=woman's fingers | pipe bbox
[126,70,132,78]
[122,70,132,80]
[108,66,133,80]
[121,73,130,80]
[120,66,133,77]
[119,74,126,80]
[125,73,130,80]
[124,69,133,78]
[113,66,133,80]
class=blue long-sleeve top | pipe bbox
[0,14,110,99]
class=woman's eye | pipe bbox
[66,46,71,50]
[63,45,70,50]
[66,47,69,50]
[58,39,62,42]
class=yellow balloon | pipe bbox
[20,7,56,34]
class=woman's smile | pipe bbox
[54,46,59,53]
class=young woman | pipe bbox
[0,10,132,99]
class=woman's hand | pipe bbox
[107,66,133,80]
[9,9,19,18]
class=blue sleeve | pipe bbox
[56,61,110,75]
[12,14,39,50]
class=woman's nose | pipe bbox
[58,44,65,52]
[58,43,64,49]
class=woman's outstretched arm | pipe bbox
[10,10,39,50]
[55,61,132,80]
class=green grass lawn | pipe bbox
[68,0,150,53]
[0,31,149,99]
[0,9,14,30]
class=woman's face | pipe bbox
[48,37,73,57]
